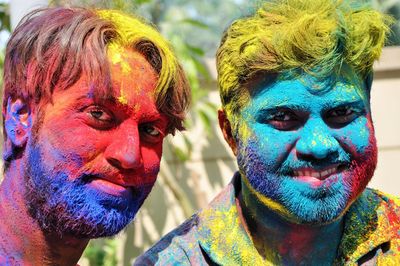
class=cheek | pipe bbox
[337,116,374,156]
[39,117,100,166]
[249,124,297,169]
[345,141,377,202]
[339,119,377,199]
[141,144,163,176]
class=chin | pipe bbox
[287,158,375,225]
[278,177,353,225]
[24,144,150,238]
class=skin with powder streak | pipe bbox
[220,65,377,264]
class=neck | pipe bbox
[0,160,89,266]
[238,177,344,264]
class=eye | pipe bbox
[273,111,294,121]
[267,109,302,131]
[90,109,111,121]
[85,106,114,129]
[325,106,359,128]
[139,123,164,143]
[143,125,160,136]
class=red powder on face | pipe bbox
[36,48,169,192]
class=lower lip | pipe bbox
[295,176,327,188]
[89,179,132,197]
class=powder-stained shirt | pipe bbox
[135,173,400,265]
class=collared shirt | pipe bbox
[135,173,400,265]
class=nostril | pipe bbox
[107,158,122,169]
[106,154,143,170]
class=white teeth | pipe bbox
[294,166,338,179]
[312,172,320,178]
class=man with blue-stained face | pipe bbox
[137,0,400,265]
[236,65,376,226]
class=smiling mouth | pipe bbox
[294,166,337,179]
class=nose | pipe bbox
[295,119,339,160]
[104,124,143,170]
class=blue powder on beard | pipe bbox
[24,143,143,238]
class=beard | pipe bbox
[23,141,152,238]
[238,136,378,225]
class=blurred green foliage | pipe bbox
[0,2,9,155]
[0,2,10,72]
[0,3,10,32]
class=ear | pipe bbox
[218,109,237,156]
[3,98,32,160]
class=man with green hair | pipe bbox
[0,7,190,265]
[137,0,400,264]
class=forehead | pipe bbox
[63,45,158,104]
[48,45,159,113]
[246,66,368,109]
[107,44,158,103]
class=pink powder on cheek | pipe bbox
[139,145,163,183]
[348,133,377,202]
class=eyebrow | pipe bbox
[103,95,165,120]
[255,99,366,116]
[69,95,94,110]
[321,99,366,110]
[256,103,308,113]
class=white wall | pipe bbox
[9,0,48,29]
[368,47,400,195]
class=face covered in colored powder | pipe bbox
[23,47,168,237]
[236,64,377,224]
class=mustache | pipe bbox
[74,172,154,199]
[277,157,351,175]
[71,166,156,189]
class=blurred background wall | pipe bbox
[0,0,399,265]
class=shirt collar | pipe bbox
[337,189,399,263]
[197,173,267,265]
